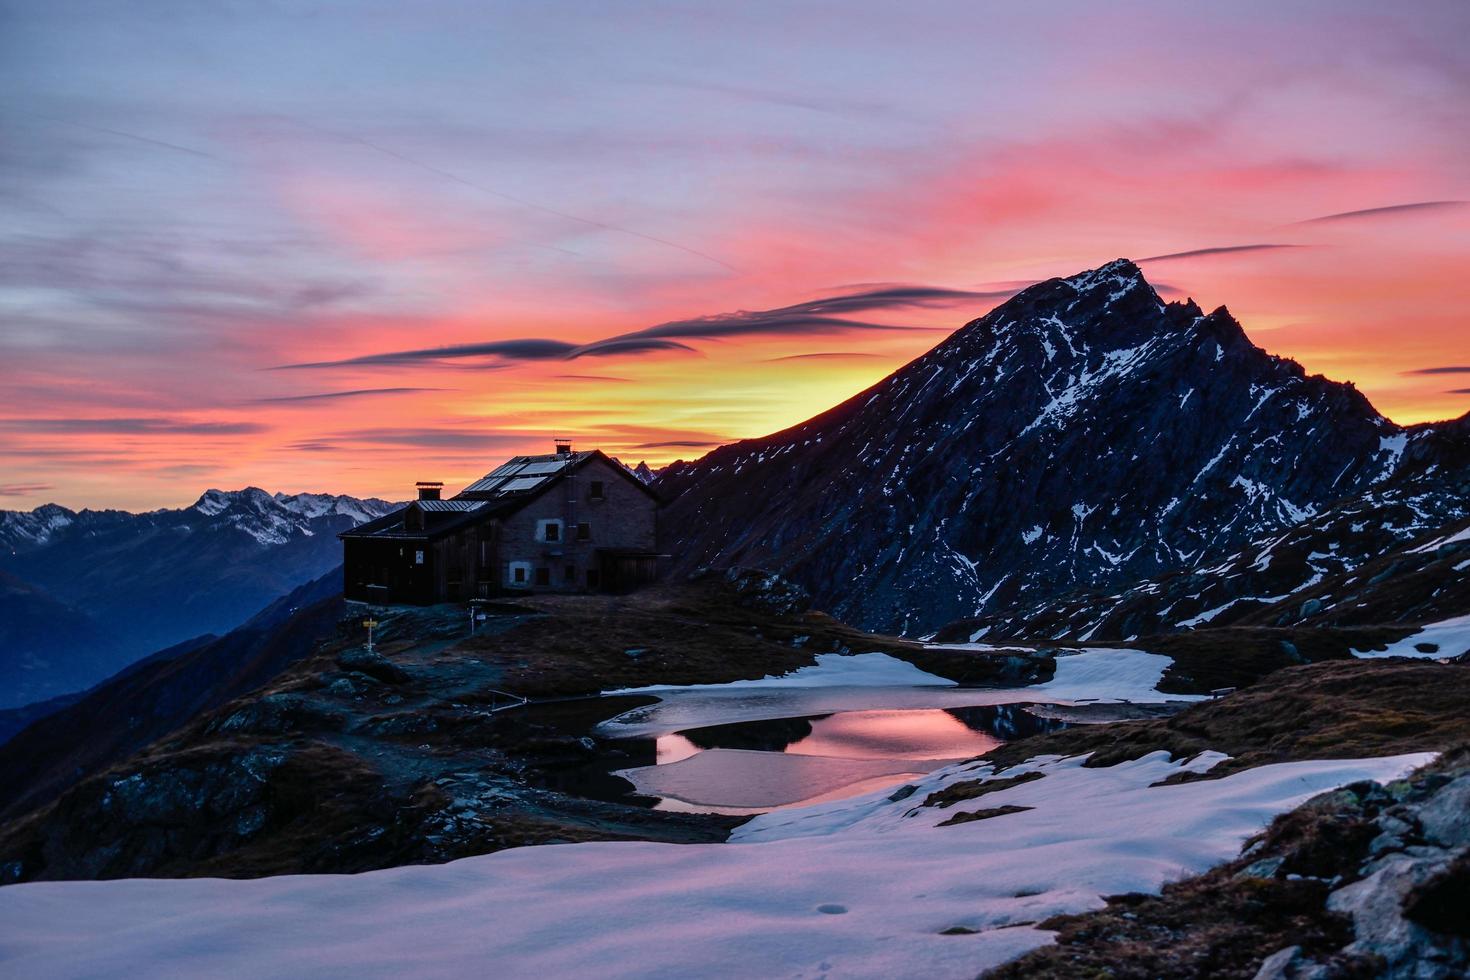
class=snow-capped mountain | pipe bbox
[0,489,395,708]
[655,259,1470,634]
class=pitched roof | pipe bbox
[455,449,659,504]
[339,448,658,542]
[456,450,593,500]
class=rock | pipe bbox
[1328,851,1470,978]
[718,567,812,615]
[1369,833,1406,858]
[336,648,410,685]
[213,693,347,735]
[1418,775,1470,848]
[1237,856,1285,880]
[1251,945,1301,980]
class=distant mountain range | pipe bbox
[0,489,394,708]
[655,259,1470,634]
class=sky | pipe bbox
[2,0,1468,511]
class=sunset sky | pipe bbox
[3,0,1468,511]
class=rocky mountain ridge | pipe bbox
[655,259,1470,634]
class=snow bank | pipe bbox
[614,651,957,693]
[1353,613,1470,660]
[619,748,934,810]
[0,751,1430,980]
[601,647,1193,739]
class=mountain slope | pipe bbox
[656,260,1466,633]
[941,483,1470,644]
[0,571,122,709]
[0,569,346,822]
[0,489,395,705]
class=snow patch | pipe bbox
[1353,614,1470,660]
[0,752,1431,980]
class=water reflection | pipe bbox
[625,703,1067,813]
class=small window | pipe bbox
[513,566,526,583]
[534,567,551,587]
[543,522,560,542]
[576,522,591,541]
[589,481,604,500]
[415,550,425,565]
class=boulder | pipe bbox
[336,648,411,685]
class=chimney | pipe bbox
[554,437,573,456]
[416,481,443,501]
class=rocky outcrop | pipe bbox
[987,748,1470,979]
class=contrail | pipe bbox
[316,125,740,273]
[20,110,217,160]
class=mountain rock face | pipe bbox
[656,260,1465,634]
[0,489,395,707]
[942,486,1470,644]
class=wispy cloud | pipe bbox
[764,351,885,362]
[0,418,267,435]
[323,428,529,450]
[253,387,450,404]
[1295,201,1468,224]
[276,284,966,371]
[1138,244,1306,262]
[299,121,741,272]
[629,439,723,449]
[0,483,54,496]
[1404,366,1470,375]
[277,337,693,370]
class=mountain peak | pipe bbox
[1063,257,1145,292]
[653,260,1449,633]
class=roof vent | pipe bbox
[553,437,573,456]
[416,481,443,501]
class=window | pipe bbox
[512,565,527,584]
[414,550,425,565]
[589,480,604,500]
[576,522,591,541]
[537,519,563,543]
[534,567,551,587]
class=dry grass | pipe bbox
[978,658,1470,779]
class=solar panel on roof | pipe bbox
[517,460,571,476]
[487,461,528,477]
[461,475,508,493]
[417,499,485,512]
[500,476,546,493]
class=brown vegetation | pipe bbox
[978,658,1470,778]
